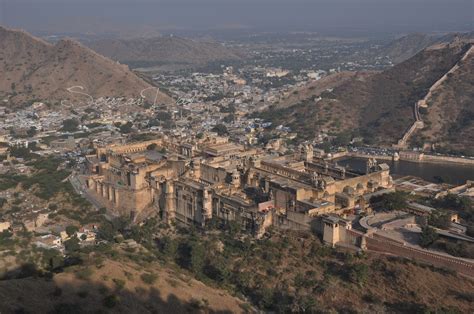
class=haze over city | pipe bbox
[1,0,473,36]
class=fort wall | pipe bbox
[365,234,474,278]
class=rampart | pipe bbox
[366,233,474,278]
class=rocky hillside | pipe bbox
[1,231,473,313]
[0,26,172,106]
[255,40,473,152]
[416,42,474,154]
[87,36,242,69]
[0,259,247,313]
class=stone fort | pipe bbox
[85,135,392,237]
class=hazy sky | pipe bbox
[1,0,472,37]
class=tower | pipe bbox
[191,158,201,179]
[164,180,176,223]
[202,188,212,224]
[304,144,314,161]
[231,170,241,188]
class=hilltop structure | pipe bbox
[85,135,392,237]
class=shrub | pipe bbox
[65,225,79,237]
[420,226,438,248]
[140,272,158,285]
[102,294,120,308]
[74,267,93,280]
[113,278,126,290]
[348,263,369,286]
[61,119,79,132]
[370,191,408,211]
[64,237,80,253]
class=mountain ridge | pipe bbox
[86,35,243,69]
[0,26,172,106]
[254,39,473,154]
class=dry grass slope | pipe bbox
[0,26,172,107]
[0,259,246,313]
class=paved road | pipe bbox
[68,174,102,209]
[405,224,474,243]
[68,174,119,220]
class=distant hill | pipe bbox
[86,36,243,70]
[271,71,368,109]
[376,33,435,64]
[0,26,172,106]
[255,40,473,153]
[371,32,474,64]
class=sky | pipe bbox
[1,0,472,37]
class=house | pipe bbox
[34,234,63,251]
[0,221,11,232]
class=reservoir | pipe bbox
[336,158,474,186]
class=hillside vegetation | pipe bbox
[255,40,473,151]
[1,219,473,313]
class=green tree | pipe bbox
[159,236,177,258]
[348,263,369,286]
[190,242,206,275]
[65,225,79,237]
[140,272,158,285]
[370,191,408,211]
[27,126,37,137]
[9,145,34,159]
[156,111,172,121]
[61,119,80,132]
[119,122,133,134]
[41,249,64,270]
[64,236,80,252]
[211,124,228,136]
[176,240,206,276]
[332,131,352,147]
[428,211,451,230]
[203,255,229,283]
[420,226,438,247]
[98,222,116,242]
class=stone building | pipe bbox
[85,135,392,236]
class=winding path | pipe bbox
[67,85,94,103]
[140,86,161,106]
